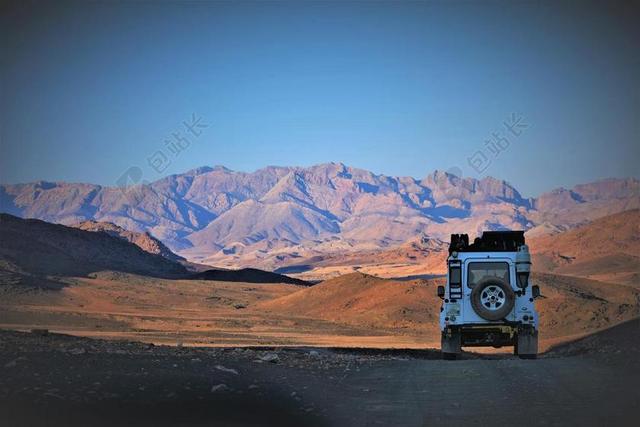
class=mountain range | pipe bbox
[1,163,638,269]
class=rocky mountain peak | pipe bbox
[1,164,638,266]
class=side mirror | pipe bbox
[437,285,445,299]
[532,285,540,299]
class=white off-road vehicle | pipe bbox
[437,231,540,359]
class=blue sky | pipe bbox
[1,0,638,196]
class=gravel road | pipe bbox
[1,321,638,427]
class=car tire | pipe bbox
[470,278,515,321]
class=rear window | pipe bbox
[467,262,509,288]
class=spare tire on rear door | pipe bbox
[471,278,515,321]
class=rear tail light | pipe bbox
[449,264,462,299]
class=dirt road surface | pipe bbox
[1,319,638,427]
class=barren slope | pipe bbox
[529,209,640,285]
[73,220,185,262]
[0,214,187,279]
[532,272,640,340]
[260,272,442,335]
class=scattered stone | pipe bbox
[309,350,320,358]
[210,384,229,393]
[4,359,17,368]
[248,384,259,390]
[43,392,63,399]
[233,303,247,309]
[260,353,280,363]
[215,365,239,375]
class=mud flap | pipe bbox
[441,329,461,356]
[516,327,538,359]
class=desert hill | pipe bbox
[528,209,640,285]
[259,272,442,334]
[0,214,311,288]
[0,214,187,280]
[73,220,185,262]
[531,272,640,339]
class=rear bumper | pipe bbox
[444,323,535,347]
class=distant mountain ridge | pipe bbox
[1,163,638,268]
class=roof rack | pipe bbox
[449,231,525,254]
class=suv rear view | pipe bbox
[437,231,540,359]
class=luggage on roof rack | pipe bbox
[449,231,525,254]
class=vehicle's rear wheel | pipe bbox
[470,278,515,321]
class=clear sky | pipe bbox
[1,0,638,196]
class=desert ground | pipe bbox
[1,210,640,426]
[1,318,638,427]
[0,272,439,349]
[1,270,638,351]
